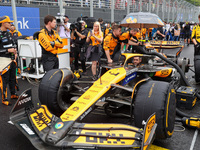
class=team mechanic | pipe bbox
[0,16,18,106]
[120,28,142,53]
[191,14,200,56]
[103,25,122,63]
[104,26,143,63]
[38,15,64,72]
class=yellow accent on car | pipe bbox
[74,123,139,146]
[154,68,173,78]
[30,106,52,131]
[60,67,126,122]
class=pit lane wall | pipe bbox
[0,3,126,36]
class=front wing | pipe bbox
[10,89,156,150]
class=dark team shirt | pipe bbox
[0,30,14,58]
[74,28,88,45]
[184,24,190,33]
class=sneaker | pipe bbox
[11,94,19,99]
[78,69,83,73]
[187,43,189,46]
[92,75,98,81]
[2,99,11,106]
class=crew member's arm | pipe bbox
[75,28,86,39]
[55,33,64,48]
[86,31,91,43]
[63,24,70,32]
[157,30,165,37]
[128,40,141,46]
[71,29,75,40]
[103,36,113,63]
[38,32,60,51]
[119,33,129,50]
[121,42,125,50]
[191,26,197,45]
[0,48,17,54]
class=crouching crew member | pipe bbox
[191,14,200,56]
[103,25,122,63]
[38,15,64,72]
[120,28,142,53]
[0,16,18,106]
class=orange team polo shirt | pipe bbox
[87,31,103,46]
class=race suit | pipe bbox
[0,29,17,102]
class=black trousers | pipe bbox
[72,45,86,72]
[42,55,59,72]
[1,61,16,99]
[194,43,200,56]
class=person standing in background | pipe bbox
[0,16,18,106]
[38,15,64,72]
[173,24,181,41]
[86,21,103,80]
[9,24,22,40]
[184,22,191,46]
[57,15,71,38]
[71,21,88,74]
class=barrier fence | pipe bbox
[2,0,200,22]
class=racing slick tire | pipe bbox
[39,68,74,114]
[134,80,176,139]
[194,55,200,83]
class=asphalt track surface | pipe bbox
[1,43,200,150]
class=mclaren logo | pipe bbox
[71,107,79,112]
[18,97,31,106]
[109,71,119,76]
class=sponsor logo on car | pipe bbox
[71,107,79,112]
[18,96,31,106]
[55,122,64,129]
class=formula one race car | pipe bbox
[10,52,180,150]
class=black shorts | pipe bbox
[184,32,190,39]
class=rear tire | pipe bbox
[194,55,200,82]
[39,68,74,114]
[134,80,176,139]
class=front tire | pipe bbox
[134,80,176,139]
[39,68,74,114]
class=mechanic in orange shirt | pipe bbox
[120,28,141,50]
[9,24,22,40]
[38,15,64,72]
[103,25,122,63]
